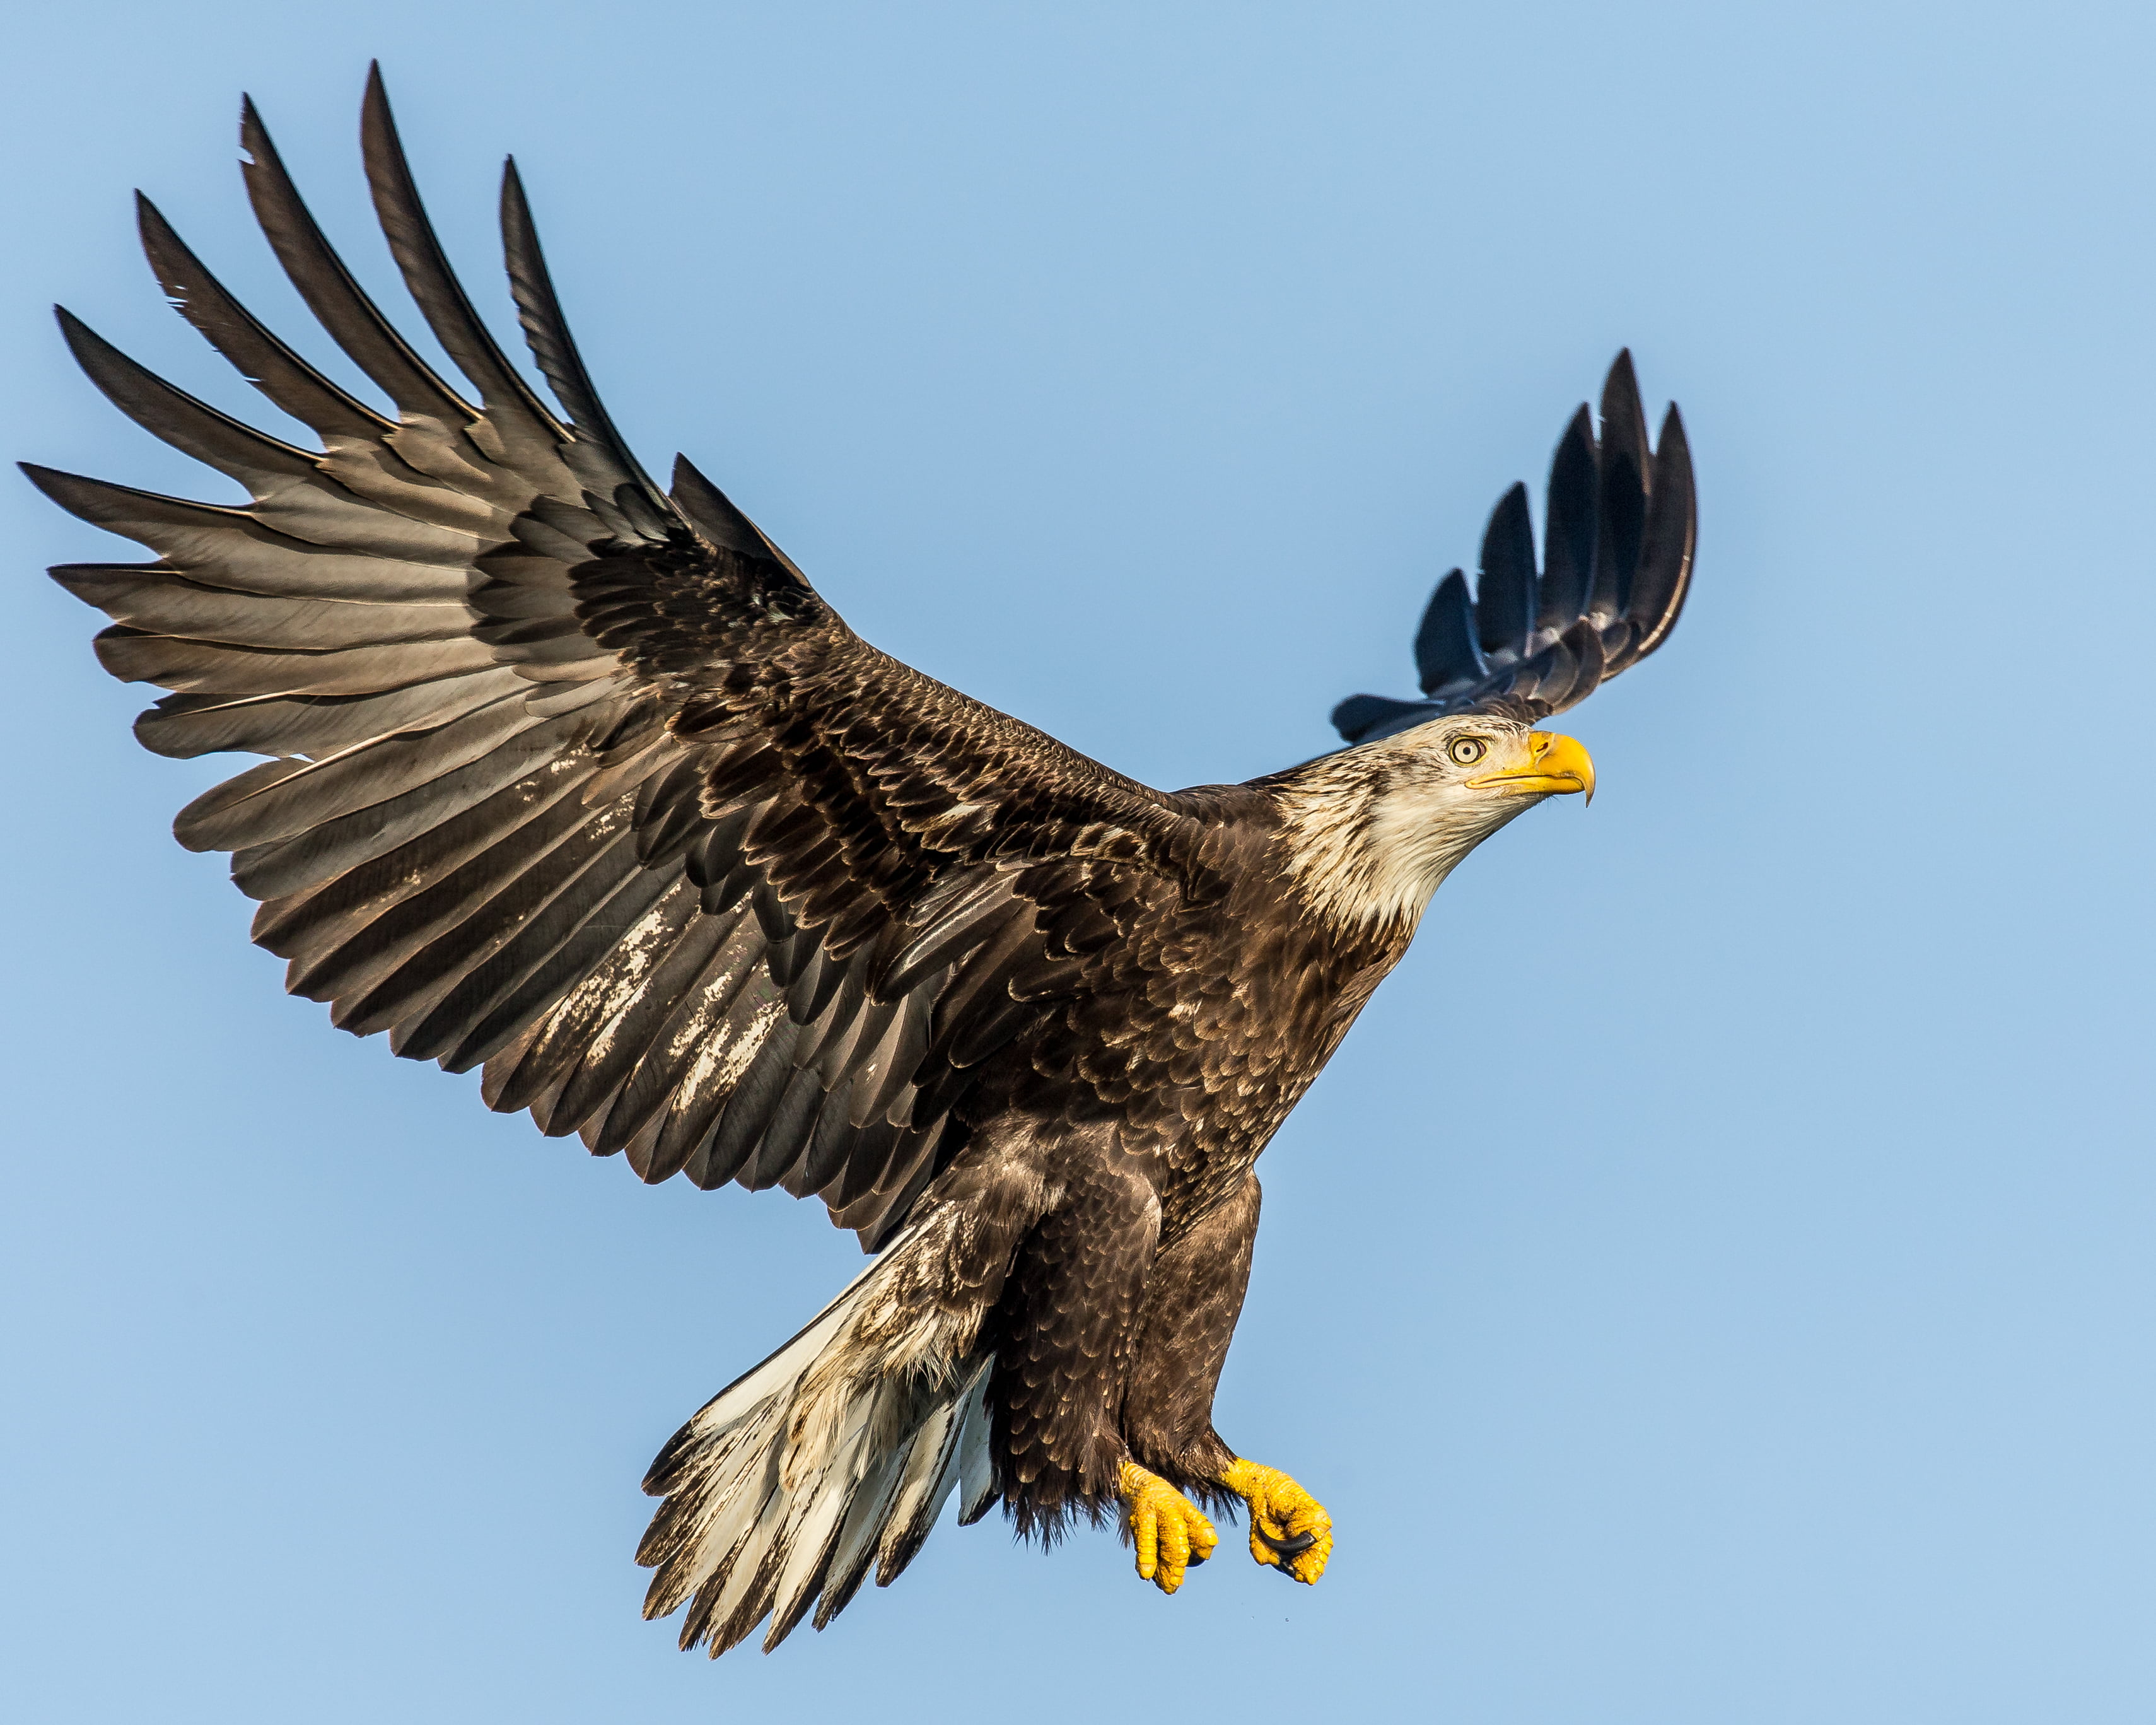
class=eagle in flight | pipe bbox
[31,70,1695,1658]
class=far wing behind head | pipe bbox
[1331,352,1696,744]
[30,69,1197,1250]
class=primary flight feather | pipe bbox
[30,68,1696,1657]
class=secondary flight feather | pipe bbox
[30,68,1696,1657]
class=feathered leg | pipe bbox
[1119,1173,1334,1587]
[981,1147,1162,1540]
[1119,1172,1261,1494]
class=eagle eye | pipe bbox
[1447,736,1489,766]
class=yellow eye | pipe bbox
[1447,736,1488,766]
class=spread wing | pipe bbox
[30,70,1203,1248]
[1331,351,1696,742]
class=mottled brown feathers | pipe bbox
[30,74,1223,1254]
[33,71,1694,1654]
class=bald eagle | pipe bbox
[30,71,1695,1658]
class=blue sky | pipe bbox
[6,3,2154,1721]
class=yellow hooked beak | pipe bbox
[1465,730,1596,804]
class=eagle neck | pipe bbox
[1262,765,1472,944]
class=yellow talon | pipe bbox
[1118,1460,1218,1596]
[1220,1457,1333,1584]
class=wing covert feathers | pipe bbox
[35,72,1196,1250]
[1332,350,1696,742]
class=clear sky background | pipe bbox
[4,4,2153,1721]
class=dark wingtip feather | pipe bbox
[236,94,273,179]
[238,88,473,424]
[52,305,109,373]
[1589,351,1650,622]
[1536,402,1597,634]
[20,460,103,521]
[1412,567,1482,696]
[1600,349,1647,460]
[1337,352,1698,728]
[132,190,390,440]
[1598,352,1646,443]
[498,157,667,511]
[54,306,316,482]
[1474,481,1537,657]
[1331,692,1438,744]
[1627,402,1696,659]
[359,62,564,438]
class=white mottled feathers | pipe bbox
[636,1222,995,1655]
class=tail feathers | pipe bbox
[638,1259,992,1656]
[956,1374,996,1526]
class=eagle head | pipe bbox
[1270,715,1595,932]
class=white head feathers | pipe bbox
[1269,715,1566,932]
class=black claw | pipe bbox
[1257,1528,1318,1562]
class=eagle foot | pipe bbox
[1118,1460,1218,1595]
[1221,1457,1333,1584]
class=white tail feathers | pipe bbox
[637,1249,997,1656]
